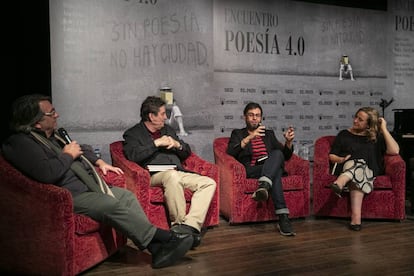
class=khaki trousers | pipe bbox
[150,170,216,232]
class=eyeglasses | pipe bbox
[246,113,262,118]
[43,108,57,117]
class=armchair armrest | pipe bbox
[285,154,310,178]
[183,152,219,183]
[0,156,75,272]
[213,146,247,219]
[313,136,336,186]
[384,154,406,189]
[109,142,151,207]
[98,168,126,189]
[285,154,310,197]
[216,148,248,195]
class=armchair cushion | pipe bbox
[75,215,101,235]
[213,137,310,224]
[110,141,220,230]
[312,135,406,220]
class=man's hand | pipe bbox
[154,135,181,149]
[96,159,124,176]
[62,141,83,159]
[283,126,295,143]
[342,154,352,163]
[251,124,266,137]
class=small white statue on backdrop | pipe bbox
[339,55,355,81]
[167,99,189,136]
[160,85,189,136]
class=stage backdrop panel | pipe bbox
[213,0,387,77]
[48,0,411,163]
[50,0,214,131]
[213,0,389,159]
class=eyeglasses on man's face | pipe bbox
[43,108,57,117]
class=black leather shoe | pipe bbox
[171,224,202,249]
[151,232,193,269]
[349,223,362,231]
[330,183,342,198]
[277,214,296,236]
[252,181,270,201]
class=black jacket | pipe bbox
[226,127,293,168]
[122,121,191,170]
[1,131,98,196]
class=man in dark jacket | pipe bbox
[2,94,194,269]
[123,96,216,248]
[226,102,296,236]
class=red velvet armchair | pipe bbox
[213,137,310,224]
[109,141,220,230]
[0,153,127,276]
[313,136,406,220]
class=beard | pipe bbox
[247,121,259,131]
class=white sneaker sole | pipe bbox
[277,224,296,236]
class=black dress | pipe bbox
[330,129,386,177]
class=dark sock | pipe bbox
[147,228,172,254]
[147,241,162,254]
[152,228,172,243]
[184,224,200,234]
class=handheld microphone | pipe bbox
[57,128,72,144]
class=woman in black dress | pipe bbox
[329,107,400,231]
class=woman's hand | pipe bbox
[342,154,352,163]
[378,117,387,132]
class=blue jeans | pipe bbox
[245,149,289,215]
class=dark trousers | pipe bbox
[245,149,289,214]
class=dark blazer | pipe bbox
[1,131,98,196]
[122,121,191,170]
[226,127,293,168]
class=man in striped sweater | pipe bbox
[226,102,296,236]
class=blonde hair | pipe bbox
[355,107,379,142]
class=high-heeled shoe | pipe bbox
[349,223,362,231]
[329,183,342,198]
